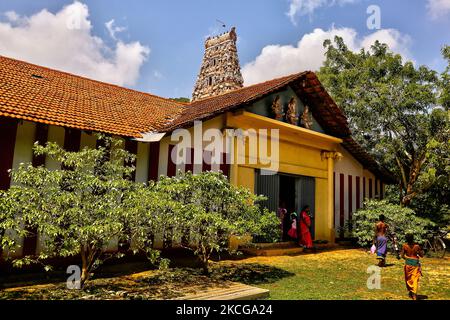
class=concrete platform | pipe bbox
[239,242,339,256]
[240,246,304,256]
[172,282,270,300]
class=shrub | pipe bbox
[156,171,278,274]
[348,200,434,247]
[0,135,164,287]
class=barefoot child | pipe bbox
[400,233,424,300]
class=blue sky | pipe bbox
[0,0,449,98]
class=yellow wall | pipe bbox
[5,121,36,258]
[226,112,340,242]
[5,109,386,257]
[314,178,332,241]
[237,166,255,192]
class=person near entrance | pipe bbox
[299,205,313,249]
[373,214,389,267]
[287,212,298,240]
[277,201,288,241]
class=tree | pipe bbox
[170,97,191,103]
[410,108,450,226]
[0,191,28,259]
[155,171,278,274]
[318,37,446,208]
[121,181,174,269]
[440,45,450,110]
[0,135,159,287]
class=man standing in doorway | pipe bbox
[374,214,389,267]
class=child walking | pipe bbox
[400,233,424,300]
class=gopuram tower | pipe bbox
[192,27,244,102]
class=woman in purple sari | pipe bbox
[373,214,389,267]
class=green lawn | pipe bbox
[1,248,449,300]
[233,248,450,300]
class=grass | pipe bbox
[239,248,450,300]
[0,248,449,300]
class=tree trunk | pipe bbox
[0,228,4,260]
[201,257,210,275]
[401,155,424,207]
[199,245,211,275]
[80,245,90,288]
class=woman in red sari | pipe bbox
[299,205,313,248]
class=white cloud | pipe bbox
[4,11,20,22]
[105,19,126,40]
[287,0,358,25]
[242,27,412,85]
[361,29,412,60]
[427,0,450,19]
[0,1,149,87]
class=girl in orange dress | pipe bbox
[400,233,424,300]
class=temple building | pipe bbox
[0,28,394,258]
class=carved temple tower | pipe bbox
[192,27,244,102]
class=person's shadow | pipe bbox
[417,294,429,300]
[378,263,395,268]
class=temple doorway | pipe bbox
[255,170,316,240]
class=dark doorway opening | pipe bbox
[280,175,296,214]
[279,174,296,241]
[255,170,316,242]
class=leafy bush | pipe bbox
[155,171,278,274]
[1,141,278,280]
[0,136,165,287]
[348,200,434,247]
[251,212,281,243]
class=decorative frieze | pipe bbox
[271,95,283,121]
[286,97,299,125]
[301,105,313,129]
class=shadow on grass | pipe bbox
[1,260,294,300]
[1,246,296,300]
[382,263,396,268]
[210,263,295,285]
[66,263,294,300]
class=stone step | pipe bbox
[240,241,297,250]
[172,282,270,300]
[239,242,339,256]
[240,246,304,256]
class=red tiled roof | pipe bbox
[0,55,394,182]
[0,55,184,138]
[166,71,351,137]
[169,71,393,182]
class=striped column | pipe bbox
[0,117,18,190]
[22,123,49,256]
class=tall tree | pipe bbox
[318,37,446,208]
[440,45,450,110]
